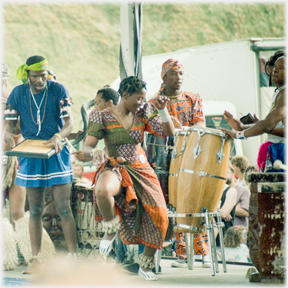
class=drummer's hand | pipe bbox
[155,95,170,110]
[171,116,182,129]
[253,113,259,123]
[44,134,63,154]
[3,132,16,149]
[223,110,243,131]
[220,128,236,139]
[90,148,109,167]
[72,151,92,162]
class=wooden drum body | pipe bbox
[168,130,189,208]
[258,184,285,283]
[247,172,285,284]
[72,183,103,245]
[175,127,231,232]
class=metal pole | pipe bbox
[203,208,215,276]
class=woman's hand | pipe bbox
[91,148,109,167]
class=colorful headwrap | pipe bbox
[160,58,184,92]
[17,58,48,84]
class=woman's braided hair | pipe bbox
[118,76,147,97]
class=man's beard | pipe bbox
[226,178,231,185]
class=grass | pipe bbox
[3,2,285,131]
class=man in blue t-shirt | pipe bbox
[4,55,77,273]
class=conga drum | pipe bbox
[168,129,189,208]
[247,172,285,283]
[72,182,103,246]
[175,127,231,233]
[258,182,285,284]
[145,133,174,203]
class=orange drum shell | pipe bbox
[176,129,231,233]
[168,131,189,208]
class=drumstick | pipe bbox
[64,137,77,153]
[273,160,286,170]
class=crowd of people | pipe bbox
[2,50,285,281]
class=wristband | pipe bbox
[90,149,95,158]
[236,131,246,139]
[54,133,62,140]
[90,148,99,158]
[158,107,171,123]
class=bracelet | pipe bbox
[158,107,171,123]
[236,131,246,139]
[54,133,62,140]
[90,149,95,158]
[90,148,99,158]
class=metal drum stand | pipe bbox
[156,207,227,276]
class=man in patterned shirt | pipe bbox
[148,59,211,268]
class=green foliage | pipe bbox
[3,3,285,131]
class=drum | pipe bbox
[247,172,285,283]
[145,133,174,203]
[5,139,67,159]
[258,182,285,284]
[168,129,189,208]
[72,182,103,246]
[175,127,231,233]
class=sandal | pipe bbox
[138,267,158,281]
[99,233,117,255]
[99,216,120,256]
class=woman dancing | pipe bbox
[82,76,174,281]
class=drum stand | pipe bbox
[155,208,227,276]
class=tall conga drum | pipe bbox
[168,129,190,208]
[247,172,285,283]
[175,127,231,233]
[258,182,285,284]
[145,133,174,203]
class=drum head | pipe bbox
[187,126,226,137]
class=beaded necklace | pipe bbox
[29,85,48,136]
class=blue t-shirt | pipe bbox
[6,81,71,140]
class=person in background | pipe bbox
[74,86,119,163]
[225,162,250,231]
[72,161,92,185]
[244,165,258,190]
[217,226,250,263]
[215,164,237,245]
[4,55,77,273]
[230,155,250,187]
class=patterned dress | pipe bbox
[87,102,168,249]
